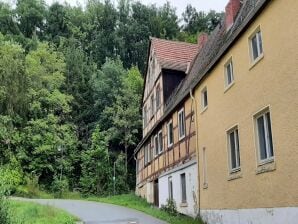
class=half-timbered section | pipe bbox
[135,37,204,217]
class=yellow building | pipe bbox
[189,0,298,223]
[135,0,298,222]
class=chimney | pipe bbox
[225,0,241,30]
[197,32,208,48]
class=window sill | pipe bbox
[203,183,208,189]
[178,135,185,141]
[224,82,235,93]
[249,53,264,70]
[256,159,276,175]
[167,144,173,149]
[200,106,208,114]
[180,202,188,207]
[228,170,242,181]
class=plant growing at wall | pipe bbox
[161,198,178,216]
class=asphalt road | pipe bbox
[13,198,167,224]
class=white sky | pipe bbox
[44,0,228,16]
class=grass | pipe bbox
[87,193,203,224]
[9,200,78,224]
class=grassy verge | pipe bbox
[9,200,78,224]
[87,193,203,224]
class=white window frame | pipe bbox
[224,58,234,89]
[249,27,264,63]
[154,134,158,156]
[167,120,174,147]
[201,87,208,111]
[178,108,185,140]
[227,126,241,173]
[180,173,187,203]
[254,108,274,164]
[156,84,161,109]
[158,130,163,154]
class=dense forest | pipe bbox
[0,0,223,196]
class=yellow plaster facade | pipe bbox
[194,0,298,211]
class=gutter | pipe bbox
[190,88,201,217]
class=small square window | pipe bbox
[227,126,240,172]
[167,120,174,147]
[255,109,274,163]
[249,29,263,62]
[201,88,208,110]
[178,109,185,139]
[225,60,234,88]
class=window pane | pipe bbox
[257,116,267,160]
[257,32,263,55]
[236,129,240,167]
[251,35,259,60]
[155,136,158,155]
[181,174,187,203]
[168,177,173,200]
[266,112,274,157]
[158,132,163,152]
[168,122,173,145]
[230,132,237,169]
[204,90,208,107]
[226,62,233,85]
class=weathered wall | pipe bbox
[193,0,298,218]
[159,160,198,217]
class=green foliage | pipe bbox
[10,201,77,224]
[160,198,178,216]
[0,161,23,194]
[24,174,40,198]
[0,189,10,224]
[51,177,69,198]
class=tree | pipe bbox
[80,126,111,195]
[105,66,143,174]
[15,0,46,38]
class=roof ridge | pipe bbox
[150,37,199,47]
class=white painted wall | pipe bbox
[201,207,298,224]
[159,161,198,217]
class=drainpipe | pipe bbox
[190,88,201,217]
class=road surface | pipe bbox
[13,198,167,224]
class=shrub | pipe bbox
[0,189,10,224]
[161,198,178,216]
[51,177,69,198]
[24,174,40,198]
[0,164,22,195]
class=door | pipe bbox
[153,179,159,207]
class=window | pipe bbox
[178,109,185,139]
[156,85,161,109]
[227,127,240,172]
[255,109,274,162]
[180,173,187,203]
[225,59,234,87]
[151,94,155,117]
[144,144,148,165]
[168,176,173,200]
[201,87,208,110]
[167,120,174,147]
[158,130,163,154]
[147,143,151,163]
[202,147,208,188]
[143,105,147,126]
[250,29,263,62]
[154,135,158,156]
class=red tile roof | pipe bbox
[150,37,200,72]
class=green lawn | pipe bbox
[9,200,78,224]
[87,193,203,224]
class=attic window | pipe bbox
[156,85,161,109]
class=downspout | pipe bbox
[190,88,201,217]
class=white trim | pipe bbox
[224,57,235,90]
[253,107,274,165]
[201,207,298,224]
[178,108,186,140]
[167,120,173,148]
[227,125,241,173]
[201,87,208,111]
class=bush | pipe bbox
[161,198,178,216]
[24,174,40,198]
[0,162,23,195]
[0,189,10,224]
[51,177,69,198]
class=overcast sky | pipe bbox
[44,0,228,16]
